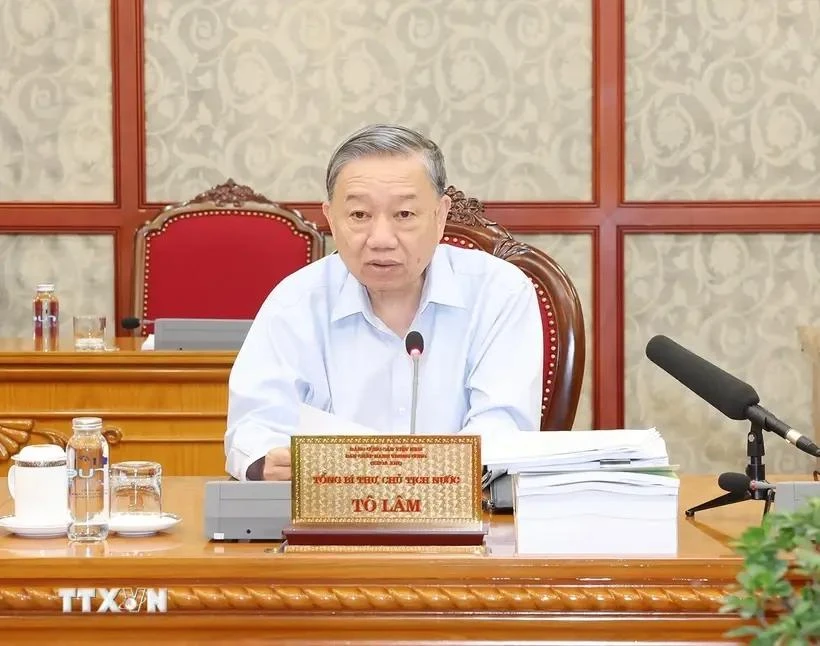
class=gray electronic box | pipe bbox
[154,318,253,351]
[204,480,292,541]
[774,481,820,513]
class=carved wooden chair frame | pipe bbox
[443,186,586,431]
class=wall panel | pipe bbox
[0,0,113,201]
[143,0,593,203]
[0,233,116,339]
[623,232,820,474]
[2,0,819,472]
[624,0,820,200]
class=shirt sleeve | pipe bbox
[224,296,309,480]
[459,279,544,436]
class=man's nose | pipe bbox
[366,215,398,249]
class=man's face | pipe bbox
[322,154,450,296]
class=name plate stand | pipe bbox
[281,435,486,547]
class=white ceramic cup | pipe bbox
[7,444,68,524]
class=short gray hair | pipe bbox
[325,124,447,200]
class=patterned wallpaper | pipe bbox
[0,0,112,201]
[0,234,116,340]
[624,233,820,475]
[625,0,820,200]
[1,0,818,478]
[143,0,592,202]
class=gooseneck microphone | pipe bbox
[122,317,153,330]
[405,331,424,435]
[646,335,820,458]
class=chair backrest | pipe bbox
[442,186,585,431]
[134,179,324,334]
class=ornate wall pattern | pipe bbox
[0,234,116,339]
[624,233,819,474]
[0,0,112,201]
[625,0,820,200]
[143,0,592,203]
[0,1,818,477]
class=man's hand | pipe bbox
[263,447,291,481]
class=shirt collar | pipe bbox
[330,245,466,323]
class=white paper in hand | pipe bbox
[297,404,381,437]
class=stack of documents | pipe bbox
[482,429,679,557]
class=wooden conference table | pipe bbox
[0,474,799,645]
[0,337,233,476]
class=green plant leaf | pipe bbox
[723,496,820,644]
[749,627,784,646]
[798,616,820,639]
[771,578,794,598]
[794,545,820,577]
[725,625,762,638]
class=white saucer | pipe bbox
[0,515,68,538]
[109,513,181,537]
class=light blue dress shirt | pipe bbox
[224,243,544,480]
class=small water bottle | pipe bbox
[67,416,110,542]
[33,283,59,351]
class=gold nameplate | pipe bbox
[291,435,482,526]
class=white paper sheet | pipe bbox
[480,428,669,472]
[297,403,382,437]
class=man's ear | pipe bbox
[322,201,334,234]
[436,194,451,234]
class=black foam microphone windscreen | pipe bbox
[405,330,424,355]
[121,317,141,330]
[717,472,751,493]
[645,335,759,420]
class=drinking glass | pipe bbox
[73,315,106,351]
[110,461,162,518]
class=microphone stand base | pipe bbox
[685,422,775,522]
[684,488,774,521]
[684,491,750,518]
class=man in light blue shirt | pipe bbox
[225,124,543,481]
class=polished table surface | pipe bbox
[0,337,235,477]
[1,474,804,645]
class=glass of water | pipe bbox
[110,461,162,518]
[73,315,106,351]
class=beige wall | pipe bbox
[625,0,820,200]
[622,0,820,474]
[0,0,112,200]
[624,233,820,474]
[143,0,593,202]
[0,234,116,340]
[1,0,819,474]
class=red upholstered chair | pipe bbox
[443,186,585,431]
[133,179,324,334]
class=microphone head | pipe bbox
[718,472,751,494]
[121,317,141,330]
[645,335,759,421]
[405,331,424,357]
